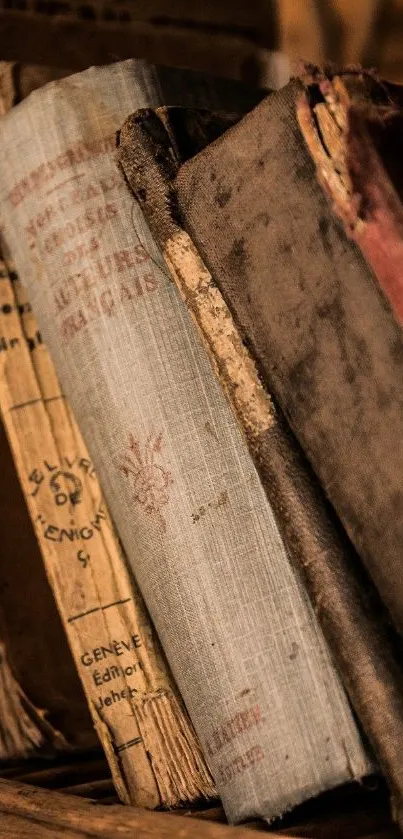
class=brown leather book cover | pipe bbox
[117,89,403,825]
[170,74,403,638]
[0,61,374,823]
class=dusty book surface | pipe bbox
[117,102,403,823]
[130,82,403,821]
[0,638,63,761]
[171,75,403,634]
[170,76,403,638]
[0,59,372,824]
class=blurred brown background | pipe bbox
[1,1,403,89]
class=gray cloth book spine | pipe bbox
[0,60,371,823]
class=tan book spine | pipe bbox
[0,253,214,807]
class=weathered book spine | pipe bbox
[297,69,403,327]
[0,60,372,823]
[0,405,96,753]
[0,251,214,807]
[117,104,403,823]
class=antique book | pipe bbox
[0,62,94,753]
[116,72,403,820]
[0,59,373,823]
[0,60,118,766]
[164,71,403,640]
[0,412,96,757]
[0,59,262,807]
[0,63,215,809]
[0,248,214,807]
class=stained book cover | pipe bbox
[168,71,403,643]
[116,89,403,826]
[0,59,373,824]
[0,68,216,807]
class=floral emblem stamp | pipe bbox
[119,432,173,532]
